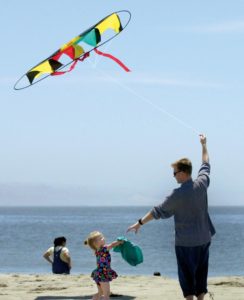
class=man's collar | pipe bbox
[181,178,193,186]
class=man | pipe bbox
[43,236,72,274]
[127,135,215,300]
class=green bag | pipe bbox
[113,236,143,266]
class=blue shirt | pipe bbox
[151,163,215,247]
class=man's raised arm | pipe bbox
[200,134,209,164]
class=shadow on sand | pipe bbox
[35,295,136,300]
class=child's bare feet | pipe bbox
[92,293,101,300]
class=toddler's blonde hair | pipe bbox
[84,231,103,251]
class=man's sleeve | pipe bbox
[197,162,210,188]
[151,190,178,219]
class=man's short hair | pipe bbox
[171,158,192,175]
[54,236,66,247]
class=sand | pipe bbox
[0,274,244,300]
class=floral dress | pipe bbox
[91,246,118,284]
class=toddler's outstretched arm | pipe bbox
[106,240,124,250]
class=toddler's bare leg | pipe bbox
[100,282,110,300]
[92,283,103,300]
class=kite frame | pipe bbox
[14,10,131,90]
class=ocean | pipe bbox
[0,206,243,277]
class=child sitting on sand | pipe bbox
[84,231,123,300]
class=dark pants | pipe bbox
[175,242,210,298]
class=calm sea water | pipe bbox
[0,206,243,277]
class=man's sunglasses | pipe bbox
[173,170,182,176]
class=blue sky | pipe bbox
[0,0,244,206]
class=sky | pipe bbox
[0,0,244,206]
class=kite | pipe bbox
[14,10,131,90]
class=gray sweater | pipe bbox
[151,163,215,247]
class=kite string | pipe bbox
[94,68,200,135]
[84,37,200,134]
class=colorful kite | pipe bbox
[14,10,131,90]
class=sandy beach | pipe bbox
[0,274,244,300]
